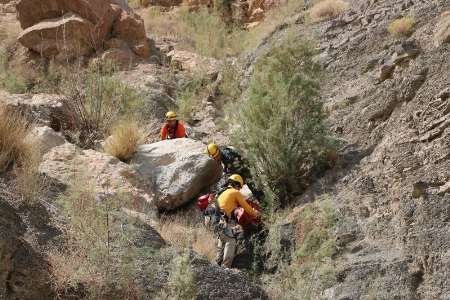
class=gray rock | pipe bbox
[133,138,222,210]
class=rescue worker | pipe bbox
[160,111,187,140]
[207,143,262,200]
[215,174,259,268]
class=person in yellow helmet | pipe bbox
[214,174,259,268]
[160,111,187,140]
[207,143,263,201]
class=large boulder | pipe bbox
[15,0,151,60]
[39,143,155,212]
[16,0,117,56]
[133,138,222,210]
[18,13,99,60]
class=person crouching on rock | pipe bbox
[160,111,187,140]
[215,174,259,268]
[207,143,263,200]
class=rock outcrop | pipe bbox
[39,143,155,212]
[133,138,222,210]
[15,0,151,60]
[30,126,66,154]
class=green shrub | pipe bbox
[229,35,335,209]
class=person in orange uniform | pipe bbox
[215,174,259,268]
[160,111,187,140]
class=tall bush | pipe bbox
[229,35,334,209]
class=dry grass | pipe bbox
[14,145,44,203]
[243,0,306,51]
[310,0,349,22]
[388,16,415,38]
[103,118,146,162]
[0,106,33,173]
[159,211,216,262]
[141,7,186,42]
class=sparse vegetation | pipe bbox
[51,174,161,299]
[310,0,349,22]
[263,196,337,299]
[388,16,416,38]
[103,118,146,162]
[229,34,335,210]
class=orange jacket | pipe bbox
[160,121,186,140]
[217,188,257,219]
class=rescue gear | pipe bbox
[207,143,220,159]
[165,111,177,120]
[228,174,244,188]
[160,121,187,140]
[217,187,258,219]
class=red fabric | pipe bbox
[234,201,261,226]
[160,121,186,140]
[197,194,216,210]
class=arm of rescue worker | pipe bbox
[178,123,187,138]
[160,125,168,140]
[235,191,258,218]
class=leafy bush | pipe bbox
[103,118,146,162]
[58,65,143,149]
[310,0,349,22]
[229,35,335,209]
[388,16,416,38]
[0,106,33,173]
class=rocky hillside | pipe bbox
[1,0,450,299]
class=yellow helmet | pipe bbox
[228,174,244,188]
[166,111,177,121]
[207,143,220,159]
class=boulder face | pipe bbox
[15,0,150,60]
[134,138,222,210]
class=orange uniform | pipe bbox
[160,121,186,140]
